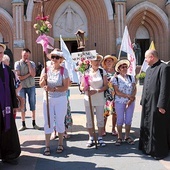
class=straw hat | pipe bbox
[115,59,130,72]
[0,43,6,50]
[102,55,118,69]
[47,49,65,60]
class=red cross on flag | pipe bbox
[121,26,136,76]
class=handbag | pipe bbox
[16,96,25,112]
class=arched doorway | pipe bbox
[135,26,150,65]
[126,1,169,62]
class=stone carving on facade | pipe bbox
[56,5,84,34]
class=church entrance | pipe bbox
[135,39,150,65]
[64,41,78,53]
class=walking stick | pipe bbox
[34,0,51,128]
[43,52,50,128]
[88,91,98,149]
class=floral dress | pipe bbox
[104,72,116,117]
[64,89,73,129]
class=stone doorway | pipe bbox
[64,41,78,53]
[135,39,150,65]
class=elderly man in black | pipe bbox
[139,49,170,160]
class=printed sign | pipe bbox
[71,50,96,61]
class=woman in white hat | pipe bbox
[111,59,136,146]
[39,49,69,155]
[80,54,108,147]
[102,55,118,136]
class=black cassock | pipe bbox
[0,63,21,160]
[139,60,170,159]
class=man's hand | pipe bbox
[159,108,166,114]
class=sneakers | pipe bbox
[86,139,94,147]
[98,138,106,147]
[19,126,27,131]
[33,124,41,130]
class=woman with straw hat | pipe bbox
[112,59,136,146]
[102,55,118,136]
[39,49,69,155]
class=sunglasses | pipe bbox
[120,65,128,69]
[51,55,61,60]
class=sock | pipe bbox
[98,137,102,140]
[22,121,26,127]
[32,120,36,126]
[89,136,94,141]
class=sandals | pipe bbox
[86,139,94,147]
[63,134,70,139]
[98,139,106,147]
[125,137,134,145]
[115,138,122,146]
[56,145,64,153]
[43,147,50,156]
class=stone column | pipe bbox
[12,0,25,61]
[165,1,170,61]
[114,0,126,56]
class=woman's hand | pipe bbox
[43,85,54,92]
[89,89,97,96]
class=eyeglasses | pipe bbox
[51,55,60,60]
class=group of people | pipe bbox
[0,43,170,164]
[80,54,136,147]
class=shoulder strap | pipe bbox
[116,77,118,84]
[99,68,103,79]
[60,66,64,76]
[128,75,132,82]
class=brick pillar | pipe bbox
[165,1,170,61]
[12,0,25,61]
[114,0,126,56]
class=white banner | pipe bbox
[121,26,136,76]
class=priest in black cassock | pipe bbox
[0,44,21,164]
[139,49,170,160]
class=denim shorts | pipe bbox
[19,86,36,111]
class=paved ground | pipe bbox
[0,84,170,170]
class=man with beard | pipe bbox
[139,49,170,160]
[0,43,21,164]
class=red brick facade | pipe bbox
[0,0,170,66]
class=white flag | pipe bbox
[141,41,156,72]
[141,60,149,72]
[121,26,136,76]
[60,35,79,83]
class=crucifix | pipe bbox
[34,0,51,128]
[33,0,50,17]
[0,38,8,45]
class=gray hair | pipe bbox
[2,54,10,62]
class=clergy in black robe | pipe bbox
[0,44,21,163]
[139,49,170,160]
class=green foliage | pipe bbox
[136,72,146,79]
